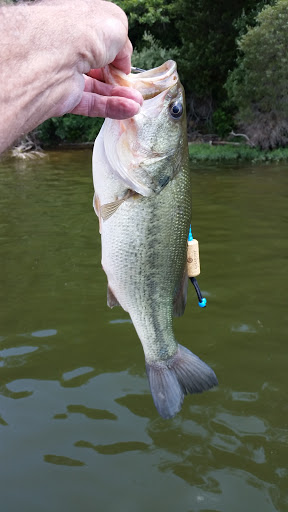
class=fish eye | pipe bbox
[169,100,183,119]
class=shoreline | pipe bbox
[2,141,288,164]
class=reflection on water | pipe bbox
[0,151,288,512]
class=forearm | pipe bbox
[0,0,130,153]
[0,2,79,151]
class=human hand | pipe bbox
[0,0,143,153]
[57,0,143,120]
[69,68,143,120]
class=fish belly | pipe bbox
[101,165,191,363]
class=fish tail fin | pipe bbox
[145,344,218,419]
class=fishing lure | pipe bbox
[187,226,207,308]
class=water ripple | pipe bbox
[0,346,38,358]
[44,454,85,467]
[62,367,94,382]
[75,440,149,455]
[31,329,57,338]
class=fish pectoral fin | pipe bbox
[100,199,124,221]
[100,190,139,221]
[173,270,188,317]
[107,285,121,308]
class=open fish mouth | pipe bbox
[129,60,177,83]
[103,60,179,100]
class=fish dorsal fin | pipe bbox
[100,198,124,221]
[107,285,120,308]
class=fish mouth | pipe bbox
[129,60,177,82]
[131,60,178,99]
[104,60,179,100]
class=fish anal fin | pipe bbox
[173,270,188,317]
[107,285,121,308]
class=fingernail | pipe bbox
[132,91,143,106]
[134,102,141,114]
[138,93,144,105]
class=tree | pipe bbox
[118,0,273,132]
[226,0,288,148]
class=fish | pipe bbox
[92,60,218,419]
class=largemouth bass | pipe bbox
[92,60,217,419]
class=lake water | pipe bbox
[0,150,287,512]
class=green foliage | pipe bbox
[117,0,172,26]
[226,0,288,148]
[173,1,239,97]
[37,115,103,146]
[233,0,276,36]
[132,32,179,70]
[189,143,260,162]
[120,0,267,99]
[118,0,275,135]
[114,0,177,49]
[188,143,288,162]
[211,108,235,138]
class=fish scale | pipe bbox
[103,168,190,361]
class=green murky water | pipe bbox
[0,150,287,512]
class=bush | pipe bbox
[132,31,179,71]
[211,108,235,138]
[37,115,104,146]
[226,0,288,149]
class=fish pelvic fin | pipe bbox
[107,285,121,308]
[145,344,218,419]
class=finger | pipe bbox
[96,3,130,71]
[112,38,133,75]
[83,76,143,105]
[86,68,105,82]
[87,39,132,79]
[70,92,141,119]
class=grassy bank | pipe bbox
[5,136,288,164]
[189,143,288,163]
